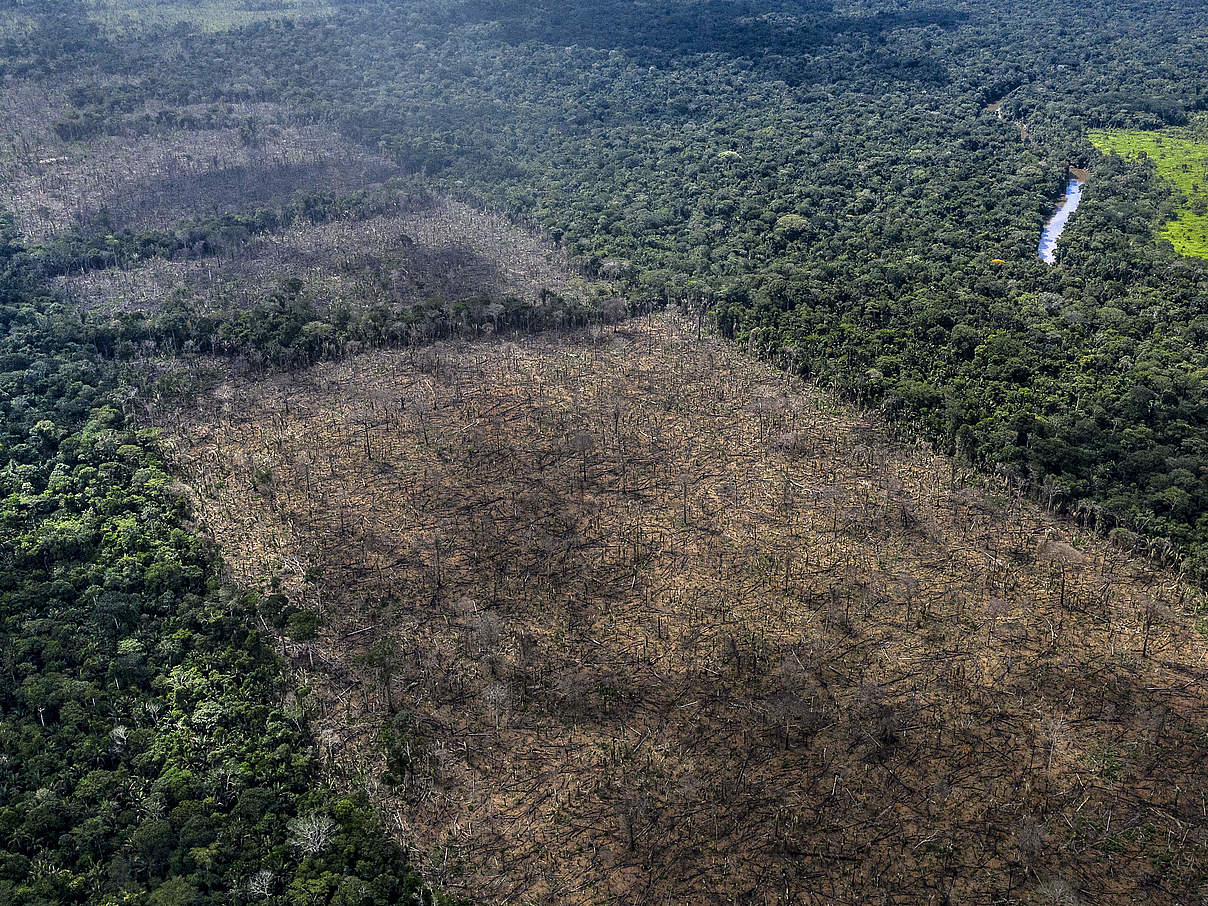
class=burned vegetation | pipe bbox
[166,314,1208,906]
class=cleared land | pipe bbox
[1090,119,1208,259]
[59,196,599,314]
[0,83,70,154]
[166,314,1208,906]
[0,91,600,314]
[0,116,398,239]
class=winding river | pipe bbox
[1038,175,1086,264]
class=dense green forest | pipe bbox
[4,0,1208,903]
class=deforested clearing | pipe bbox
[1,117,398,238]
[59,196,599,315]
[166,314,1208,906]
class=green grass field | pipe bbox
[1090,118,1208,259]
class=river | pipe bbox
[1038,176,1086,264]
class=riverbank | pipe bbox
[1039,174,1086,263]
